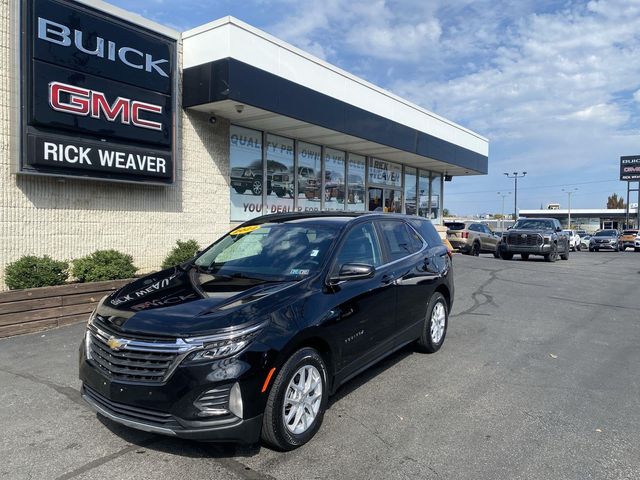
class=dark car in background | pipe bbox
[271,166,317,198]
[230,167,272,196]
[499,217,570,262]
[589,229,620,251]
[336,174,365,205]
[79,213,453,450]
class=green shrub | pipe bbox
[72,250,137,283]
[161,239,201,269]
[4,255,69,290]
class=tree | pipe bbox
[606,193,625,209]
[443,208,451,217]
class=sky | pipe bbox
[110,0,640,216]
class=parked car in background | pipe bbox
[579,235,591,250]
[563,230,581,251]
[618,229,639,251]
[79,213,453,450]
[445,221,499,256]
[304,171,343,201]
[589,230,620,251]
[499,218,570,262]
[335,174,365,205]
[231,167,272,196]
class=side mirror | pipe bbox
[330,263,375,283]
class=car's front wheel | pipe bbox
[261,348,328,451]
[416,292,448,353]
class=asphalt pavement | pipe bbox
[1,250,639,480]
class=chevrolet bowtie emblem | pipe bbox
[107,336,126,350]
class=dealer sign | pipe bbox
[20,0,177,184]
[620,155,640,181]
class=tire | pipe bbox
[544,243,558,262]
[493,249,500,258]
[233,187,247,194]
[471,242,481,256]
[251,179,263,196]
[635,247,640,252]
[576,244,581,252]
[416,292,448,353]
[500,251,513,260]
[521,253,529,260]
[261,348,328,451]
[560,248,569,260]
[274,189,286,198]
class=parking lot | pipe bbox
[1,250,639,480]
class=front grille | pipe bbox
[88,327,186,384]
[506,233,543,246]
[83,385,180,428]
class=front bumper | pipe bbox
[79,335,270,444]
[590,242,617,249]
[81,384,262,442]
[501,243,552,254]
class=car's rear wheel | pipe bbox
[560,248,569,260]
[471,242,480,256]
[261,348,328,451]
[576,244,581,251]
[521,253,529,260]
[416,292,448,353]
[234,187,247,194]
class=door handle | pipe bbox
[381,273,396,285]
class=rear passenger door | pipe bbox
[375,219,427,342]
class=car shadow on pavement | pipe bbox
[95,345,414,459]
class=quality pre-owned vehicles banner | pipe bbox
[20,0,177,184]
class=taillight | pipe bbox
[462,232,469,239]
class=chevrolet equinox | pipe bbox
[79,212,454,450]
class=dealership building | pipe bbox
[0,0,489,288]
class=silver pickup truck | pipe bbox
[498,217,570,262]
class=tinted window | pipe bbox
[334,222,383,267]
[378,220,423,262]
[595,230,618,237]
[445,222,466,231]
[408,218,442,247]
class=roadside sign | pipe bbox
[620,155,640,181]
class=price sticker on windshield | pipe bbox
[230,225,261,236]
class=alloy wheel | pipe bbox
[282,365,323,435]
[430,302,446,344]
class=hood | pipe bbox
[97,265,300,337]
[506,228,554,234]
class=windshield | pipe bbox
[512,219,555,230]
[595,230,617,237]
[194,222,339,280]
[622,230,638,235]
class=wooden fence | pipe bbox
[0,279,131,338]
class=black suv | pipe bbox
[499,217,570,262]
[79,213,453,450]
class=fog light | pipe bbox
[229,382,243,418]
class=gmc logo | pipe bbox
[48,82,163,131]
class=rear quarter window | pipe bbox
[408,218,443,247]
[445,222,466,231]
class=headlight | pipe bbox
[183,321,267,363]
[186,335,255,362]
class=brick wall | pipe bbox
[0,0,231,289]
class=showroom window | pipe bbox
[418,170,430,218]
[323,148,346,212]
[297,142,322,213]
[346,154,366,211]
[404,167,417,215]
[265,134,295,214]
[431,173,442,224]
[230,125,263,222]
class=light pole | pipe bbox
[497,191,511,231]
[504,172,527,220]
[562,188,578,229]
